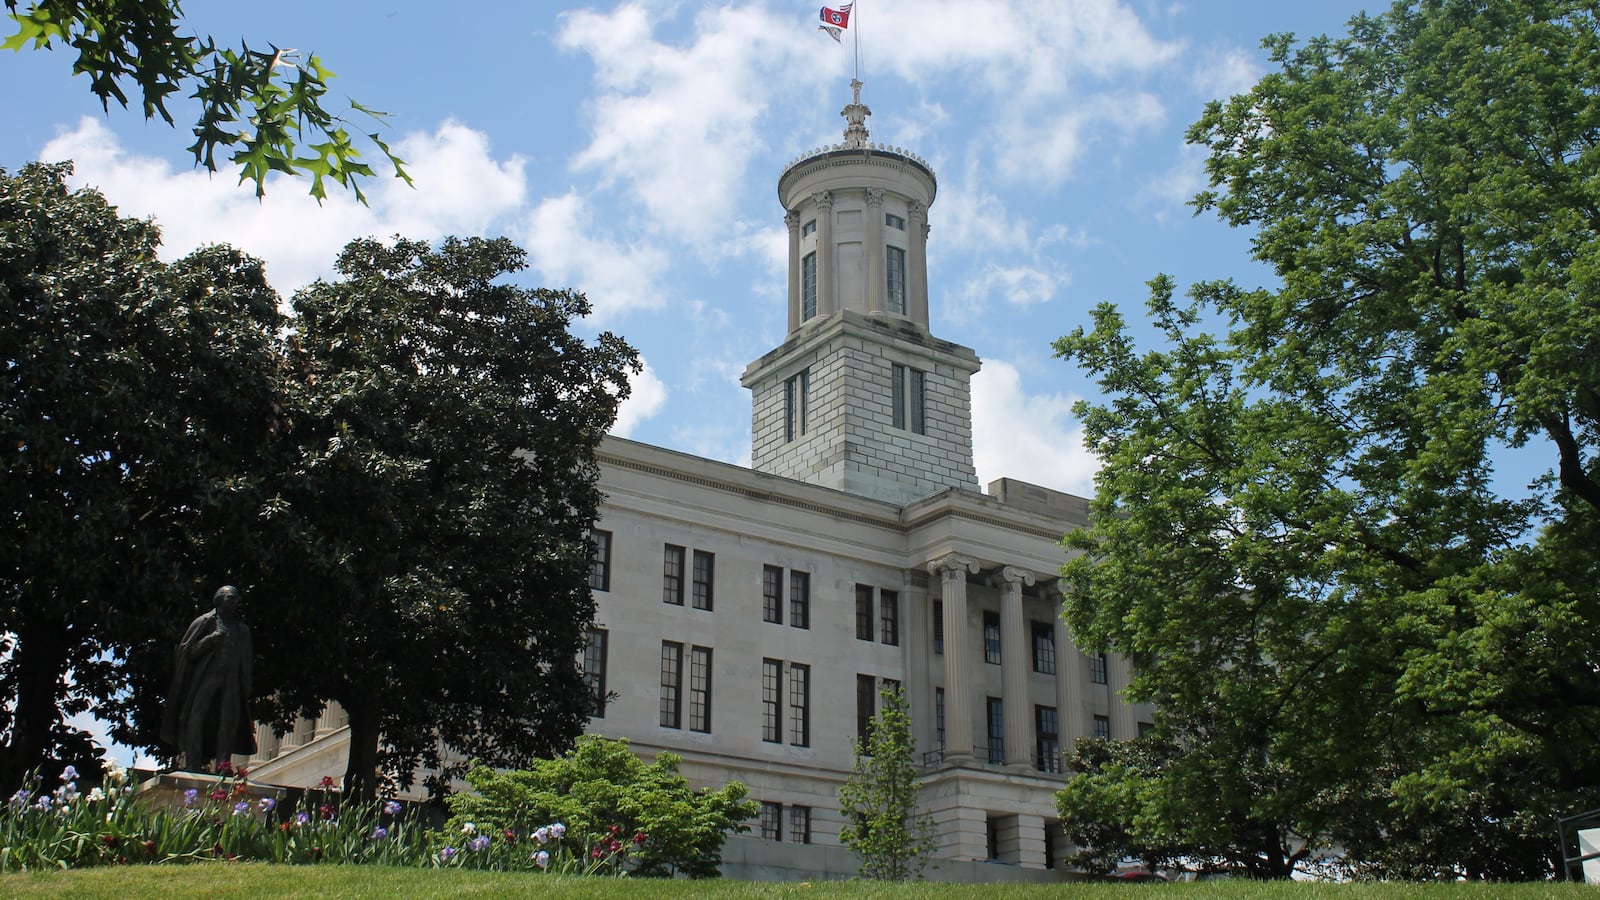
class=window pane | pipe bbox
[1090,652,1107,684]
[983,611,1001,665]
[762,659,782,743]
[933,599,943,654]
[909,368,925,434]
[790,571,810,629]
[692,550,714,611]
[801,252,817,320]
[1094,714,1110,740]
[583,628,607,718]
[760,801,782,841]
[1035,705,1060,773]
[689,646,712,732]
[763,565,783,624]
[857,674,876,746]
[986,697,1004,764]
[880,589,899,645]
[789,805,811,844]
[855,584,873,641]
[663,545,685,605]
[789,663,810,747]
[886,245,906,315]
[1031,622,1056,675]
[588,530,611,592]
[659,642,682,728]
[891,363,906,430]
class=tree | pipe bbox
[837,683,935,881]
[445,736,759,878]
[1054,0,1600,879]
[265,235,637,803]
[4,1,409,201]
[0,162,290,787]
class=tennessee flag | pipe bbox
[818,3,852,42]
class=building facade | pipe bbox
[247,83,1150,877]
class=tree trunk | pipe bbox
[0,621,71,791]
[341,698,382,805]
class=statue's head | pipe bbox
[214,585,242,618]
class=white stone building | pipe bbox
[248,83,1150,880]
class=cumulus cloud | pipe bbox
[557,2,809,244]
[1193,46,1263,104]
[39,117,528,295]
[971,359,1098,497]
[521,192,671,321]
[612,360,668,438]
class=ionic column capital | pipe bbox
[927,553,979,580]
[993,566,1036,589]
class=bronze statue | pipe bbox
[160,585,256,771]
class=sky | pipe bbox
[0,0,1390,507]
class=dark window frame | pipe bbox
[583,627,608,718]
[762,565,783,624]
[761,658,782,743]
[880,589,899,645]
[789,663,811,747]
[983,611,1002,665]
[692,550,714,611]
[663,545,685,606]
[659,641,683,729]
[588,530,611,592]
[688,645,712,733]
[1031,621,1056,675]
[789,571,810,629]
[855,584,874,641]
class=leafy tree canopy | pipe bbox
[837,684,935,881]
[266,235,638,803]
[445,736,759,878]
[3,0,410,201]
[1054,0,1600,880]
[0,161,289,788]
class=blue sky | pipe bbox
[2,0,1385,505]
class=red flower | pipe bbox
[101,834,119,847]
[319,804,334,820]
[231,783,249,799]
[236,767,249,778]
[142,840,156,853]
[279,823,292,833]
[310,846,323,861]
[591,847,604,859]
[318,776,336,790]
[503,829,516,843]
[633,831,647,845]
[210,789,227,802]
[609,839,622,853]
[609,824,622,836]
[217,761,234,776]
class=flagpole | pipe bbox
[853,0,860,84]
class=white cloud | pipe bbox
[557,3,808,244]
[521,192,670,321]
[611,360,668,438]
[39,117,528,295]
[1139,141,1210,223]
[971,359,1098,496]
[1193,46,1262,104]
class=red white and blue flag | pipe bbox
[818,3,852,42]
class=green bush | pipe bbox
[445,736,758,878]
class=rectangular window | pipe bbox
[1139,721,1155,738]
[1031,621,1056,675]
[1094,714,1111,740]
[759,801,782,841]
[789,805,812,844]
[910,369,925,435]
[660,641,683,729]
[886,245,906,315]
[663,545,685,606]
[784,369,809,442]
[857,674,877,747]
[588,530,611,592]
[763,565,784,624]
[855,584,874,641]
[935,687,945,746]
[692,550,714,611]
[801,252,817,320]
[789,663,810,747]
[933,599,944,654]
[583,627,608,718]
[1036,705,1061,773]
[802,218,816,237]
[880,589,899,645]
[1090,652,1108,685]
[689,646,712,732]
[983,611,1002,665]
[885,212,905,230]
[986,697,1005,765]
[790,571,810,629]
[892,363,906,430]
[761,659,783,743]
[891,363,926,433]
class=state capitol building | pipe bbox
[247,83,1151,881]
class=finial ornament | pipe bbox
[842,78,871,147]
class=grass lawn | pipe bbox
[0,866,1594,899]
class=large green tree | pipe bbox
[267,235,637,803]
[1054,0,1600,880]
[4,0,408,201]
[0,161,289,787]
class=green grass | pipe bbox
[0,865,1593,899]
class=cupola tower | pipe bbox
[742,82,980,503]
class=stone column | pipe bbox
[814,191,835,316]
[929,553,978,760]
[785,209,801,330]
[865,187,885,314]
[908,200,930,326]
[252,723,278,763]
[903,570,932,755]
[996,566,1035,767]
[1108,653,1137,740]
[1050,587,1087,750]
